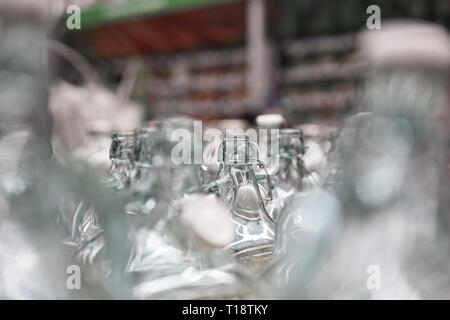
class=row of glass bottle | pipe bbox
[65,117,313,299]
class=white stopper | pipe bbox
[256,114,285,128]
[359,20,450,69]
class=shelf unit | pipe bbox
[62,0,274,119]
[58,0,449,122]
[279,32,366,125]
[146,47,249,119]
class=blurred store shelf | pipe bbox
[54,0,449,123]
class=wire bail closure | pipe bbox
[217,133,275,224]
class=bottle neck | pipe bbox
[110,133,134,162]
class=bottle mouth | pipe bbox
[256,114,285,128]
[130,127,163,165]
[110,158,132,164]
[280,129,302,137]
[279,129,305,156]
[110,132,135,161]
[219,134,260,166]
[132,127,159,145]
[133,127,158,135]
[111,132,135,147]
[112,132,134,138]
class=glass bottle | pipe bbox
[265,129,307,221]
[59,132,135,298]
[260,188,342,299]
[266,21,450,300]
[152,117,202,197]
[125,121,205,282]
[104,132,135,190]
[209,133,276,271]
[129,194,256,299]
[255,114,285,178]
[126,127,171,228]
[198,135,222,193]
[68,132,135,249]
